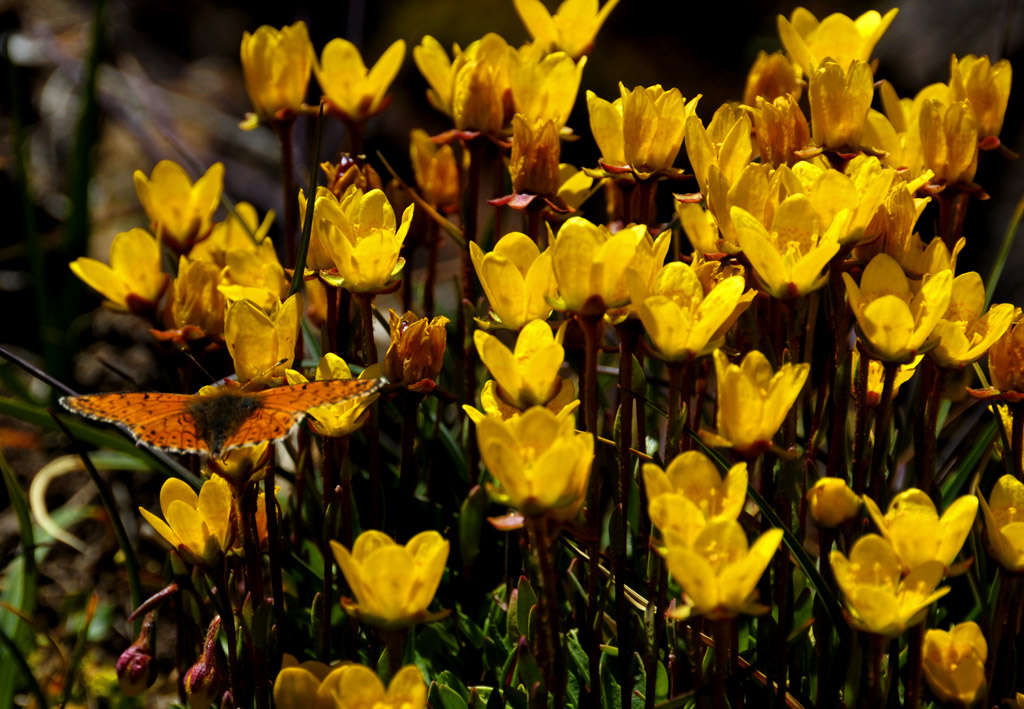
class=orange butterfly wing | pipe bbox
[60,392,209,454]
[214,378,383,453]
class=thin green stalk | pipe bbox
[529,516,566,709]
[985,192,1024,308]
[579,313,603,705]
[868,362,899,502]
[215,567,243,705]
[289,103,325,297]
[615,322,638,709]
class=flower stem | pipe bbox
[868,362,899,502]
[937,188,970,252]
[852,350,871,495]
[529,516,566,709]
[865,633,888,708]
[320,437,337,660]
[399,391,424,539]
[357,294,378,365]
[918,360,945,498]
[460,138,485,486]
[615,322,638,709]
[264,466,286,653]
[1012,402,1024,480]
[239,482,264,603]
[905,623,925,709]
[712,619,731,709]
[214,568,243,707]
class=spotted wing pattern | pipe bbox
[60,392,204,454]
[214,378,383,453]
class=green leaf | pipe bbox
[460,486,489,572]
[941,416,998,508]
[0,450,37,709]
[516,576,538,643]
[290,103,325,296]
[433,683,469,709]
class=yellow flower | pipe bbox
[803,155,895,246]
[664,520,783,621]
[217,239,288,312]
[988,308,1024,396]
[808,58,874,150]
[587,84,700,175]
[240,22,313,127]
[513,0,620,59]
[549,217,647,315]
[509,115,561,196]
[476,406,593,519]
[331,665,426,709]
[188,203,275,266]
[465,378,577,423]
[138,477,233,567]
[509,49,586,128]
[70,228,168,314]
[205,440,273,486]
[704,349,809,457]
[807,477,861,528]
[863,489,978,573]
[316,186,413,294]
[170,256,227,337]
[850,350,921,407]
[743,50,801,106]
[949,54,1012,138]
[628,261,749,363]
[684,104,754,195]
[471,232,557,330]
[134,161,224,253]
[272,655,345,709]
[931,272,1015,369]
[777,7,898,74]
[920,99,979,184]
[382,310,449,389]
[866,80,949,179]
[731,199,841,299]
[844,253,953,363]
[832,534,949,637]
[684,162,772,255]
[224,294,301,383]
[922,622,987,706]
[979,474,1024,572]
[474,320,566,409]
[286,355,381,438]
[410,129,459,211]
[315,38,405,124]
[413,33,512,134]
[750,95,810,168]
[606,229,672,325]
[331,530,449,629]
[644,452,748,548]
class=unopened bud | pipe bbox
[116,612,157,697]
[807,477,861,528]
[184,616,224,709]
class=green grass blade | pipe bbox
[985,191,1024,308]
[290,103,325,297]
[0,624,47,709]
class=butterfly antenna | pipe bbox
[241,358,291,392]
[178,347,218,385]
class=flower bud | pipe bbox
[116,612,157,697]
[322,156,384,199]
[383,310,450,390]
[184,617,224,709]
[743,50,801,106]
[807,478,861,528]
[510,115,561,196]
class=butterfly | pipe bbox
[60,378,382,458]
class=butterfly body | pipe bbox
[60,378,381,457]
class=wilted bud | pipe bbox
[510,114,561,196]
[184,617,224,709]
[752,95,810,167]
[383,310,450,391]
[989,308,1024,396]
[410,129,460,212]
[116,612,157,697]
[807,477,861,528]
[743,50,801,107]
[321,156,383,198]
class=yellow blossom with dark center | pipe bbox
[664,520,783,620]
[240,22,313,127]
[808,58,874,150]
[138,477,234,568]
[513,0,620,59]
[844,253,953,364]
[949,54,1012,138]
[314,38,405,124]
[330,530,449,630]
[831,534,949,637]
[134,161,224,254]
[70,228,168,314]
[510,115,561,196]
[383,310,449,388]
[922,622,987,706]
